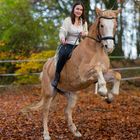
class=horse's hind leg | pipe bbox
[42,85,56,140]
[43,97,53,140]
[64,92,82,137]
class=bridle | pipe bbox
[72,16,117,53]
[86,16,117,44]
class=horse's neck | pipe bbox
[83,20,102,52]
[75,20,106,61]
[88,20,99,40]
[72,19,106,63]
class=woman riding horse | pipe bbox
[23,8,121,140]
[51,1,88,88]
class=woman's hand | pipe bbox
[80,31,86,37]
[61,38,67,45]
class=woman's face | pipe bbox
[74,4,83,18]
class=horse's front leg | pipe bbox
[103,70,121,103]
[110,71,121,95]
[79,62,107,96]
[104,70,121,95]
[64,92,82,137]
[95,67,108,96]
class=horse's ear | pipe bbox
[95,7,102,16]
[114,9,122,16]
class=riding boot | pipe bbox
[51,72,60,88]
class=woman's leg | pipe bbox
[51,54,67,87]
[51,44,74,88]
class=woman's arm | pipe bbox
[59,17,70,44]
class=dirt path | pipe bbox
[0,86,140,140]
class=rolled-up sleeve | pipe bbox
[59,17,70,40]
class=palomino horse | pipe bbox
[23,8,121,140]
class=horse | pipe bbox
[23,8,121,140]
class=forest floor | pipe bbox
[0,84,140,140]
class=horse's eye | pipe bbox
[100,25,104,28]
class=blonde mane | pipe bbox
[102,10,117,17]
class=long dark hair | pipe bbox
[70,1,86,24]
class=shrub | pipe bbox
[15,50,55,84]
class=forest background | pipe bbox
[0,0,139,85]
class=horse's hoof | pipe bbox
[98,91,107,97]
[105,93,114,104]
[44,134,51,140]
[74,131,82,137]
[112,91,119,95]
[98,87,107,97]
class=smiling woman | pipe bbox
[73,5,83,19]
[51,1,88,89]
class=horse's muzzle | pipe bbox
[104,46,114,54]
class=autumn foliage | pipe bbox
[0,85,140,140]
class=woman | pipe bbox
[52,1,88,88]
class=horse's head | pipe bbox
[95,8,121,54]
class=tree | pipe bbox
[0,0,50,56]
[73,0,90,23]
[0,0,56,84]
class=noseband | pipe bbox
[86,16,117,43]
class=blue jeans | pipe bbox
[56,44,76,74]
[52,44,77,87]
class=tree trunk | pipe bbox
[81,0,90,23]
[137,7,140,56]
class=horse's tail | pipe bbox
[21,71,44,114]
[21,97,44,114]
[21,58,55,114]
[39,71,43,81]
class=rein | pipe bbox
[86,35,101,43]
[71,15,117,53]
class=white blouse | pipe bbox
[59,17,88,45]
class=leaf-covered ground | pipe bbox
[0,85,140,140]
